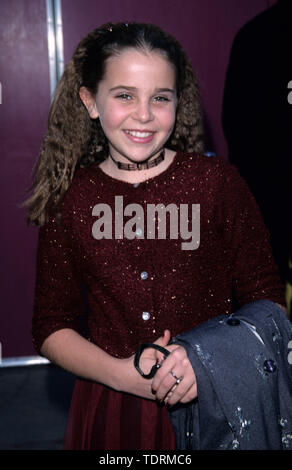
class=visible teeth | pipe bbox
[125,130,153,138]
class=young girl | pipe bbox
[26,22,285,450]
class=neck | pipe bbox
[97,148,177,185]
[108,149,165,171]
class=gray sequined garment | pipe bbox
[169,299,292,450]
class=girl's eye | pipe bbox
[153,96,170,102]
[116,93,132,100]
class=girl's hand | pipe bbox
[151,340,197,406]
[118,330,172,400]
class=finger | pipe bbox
[152,329,171,364]
[152,355,181,400]
[151,351,175,389]
[140,330,171,363]
[152,345,187,392]
[165,382,197,407]
[154,329,171,347]
[165,379,197,406]
[164,382,179,401]
[172,383,197,405]
[179,383,198,404]
[154,355,196,403]
[165,375,192,403]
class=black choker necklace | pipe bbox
[109,149,165,171]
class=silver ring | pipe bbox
[169,370,183,384]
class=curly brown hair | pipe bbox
[24,22,204,226]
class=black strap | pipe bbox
[134,343,170,379]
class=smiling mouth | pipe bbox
[124,130,155,138]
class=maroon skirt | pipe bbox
[63,378,176,450]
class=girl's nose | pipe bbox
[133,100,154,122]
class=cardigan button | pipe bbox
[142,311,150,321]
[263,359,277,373]
[141,271,148,280]
[226,317,240,326]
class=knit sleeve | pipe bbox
[32,206,85,355]
[219,160,286,307]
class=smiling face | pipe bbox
[80,48,177,164]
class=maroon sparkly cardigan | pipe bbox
[32,152,285,357]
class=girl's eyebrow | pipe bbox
[155,88,176,94]
[109,85,176,94]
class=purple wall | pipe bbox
[0,0,275,357]
[0,0,50,357]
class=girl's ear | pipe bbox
[79,87,99,119]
